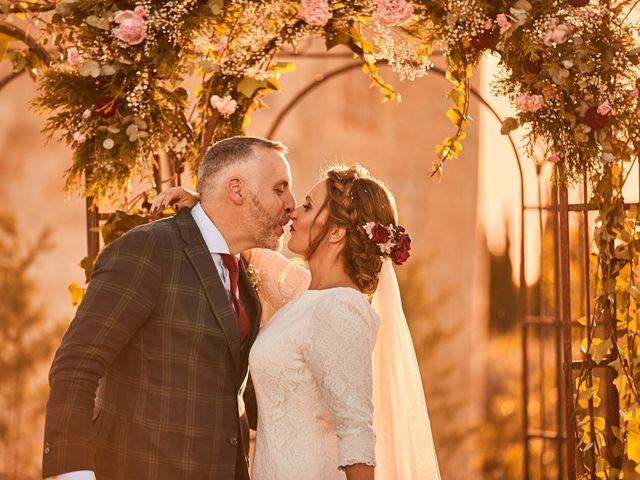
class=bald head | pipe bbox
[197,136,287,200]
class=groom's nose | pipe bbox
[283,189,296,214]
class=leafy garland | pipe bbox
[3,0,640,476]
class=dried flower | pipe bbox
[496,13,509,29]
[515,94,545,112]
[584,106,609,130]
[597,100,612,116]
[82,109,92,120]
[210,95,238,116]
[73,131,87,143]
[373,0,414,27]
[103,138,115,150]
[544,21,574,46]
[298,0,332,27]
[67,47,82,65]
[112,9,147,45]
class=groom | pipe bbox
[42,136,295,480]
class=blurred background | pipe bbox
[1,42,569,480]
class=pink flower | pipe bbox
[112,9,147,46]
[515,94,545,113]
[496,13,509,29]
[483,19,493,30]
[210,95,237,117]
[544,22,574,46]
[82,109,92,120]
[298,0,332,27]
[597,100,611,116]
[67,47,82,65]
[630,88,639,99]
[546,152,560,163]
[73,131,87,143]
[133,6,147,18]
[215,36,228,53]
[373,0,414,27]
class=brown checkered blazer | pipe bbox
[42,208,262,480]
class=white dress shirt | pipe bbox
[46,203,234,480]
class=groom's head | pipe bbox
[197,136,295,252]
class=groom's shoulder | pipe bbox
[109,213,183,250]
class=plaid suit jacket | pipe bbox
[42,208,262,480]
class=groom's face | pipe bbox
[245,148,295,249]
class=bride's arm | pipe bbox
[242,248,310,312]
[302,293,377,478]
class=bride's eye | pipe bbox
[302,203,311,211]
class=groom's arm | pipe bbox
[42,227,161,478]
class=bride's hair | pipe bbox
[307,164,398,294]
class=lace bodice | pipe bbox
[245,250,380,480]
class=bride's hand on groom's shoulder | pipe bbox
[151,187,200,217]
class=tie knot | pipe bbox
[220,253,239,273]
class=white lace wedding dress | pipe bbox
[247,250,379,480]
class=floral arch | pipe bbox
[2,0,640,477]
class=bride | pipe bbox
[154,164,440,480]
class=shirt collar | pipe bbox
[191,202,230,255]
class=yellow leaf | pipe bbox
[628,431,640,463]
[588,337,613,364]
[69,282,85,307]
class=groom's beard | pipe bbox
[248,194,288,250]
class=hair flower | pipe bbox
[363,222,412,265]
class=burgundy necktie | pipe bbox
[220,254,250,342]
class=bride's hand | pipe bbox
[151,187,200,216]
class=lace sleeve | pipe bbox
[301,290,378,470]
[243,248,311,311]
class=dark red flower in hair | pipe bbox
[371,223,390,244]
[391,230,412,265]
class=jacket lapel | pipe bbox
[175,208,242,375]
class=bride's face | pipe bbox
[287,179,329,257]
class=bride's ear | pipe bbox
[328,225,347,244]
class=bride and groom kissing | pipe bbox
[42,136,440,480]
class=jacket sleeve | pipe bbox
[42,227,161,477]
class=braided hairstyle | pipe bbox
[307,165,398,294]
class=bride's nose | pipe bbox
[290,206,302,219]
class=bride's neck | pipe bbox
[307,253,358,291]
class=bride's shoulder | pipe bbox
[308,287,378,320]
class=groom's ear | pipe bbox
[328,225,347,244]
[226,176,246,205]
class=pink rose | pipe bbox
[210,95,238,117]
[630,88,639,99]
[298,0,332,27]
[496,13,509,29]
[82,109,91,120]
[544,22,573,46]
[373,0,414,27]
[112,10,147,46]
[597,100,611,116]
[67,47,82,65]
[483,19,493,30]
[546,152,560,163]
[515,94,545,113]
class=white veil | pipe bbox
[371,260,441,479]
